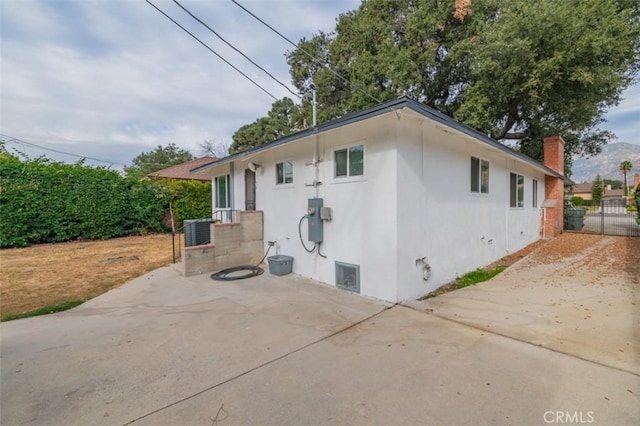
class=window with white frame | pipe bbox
[471,157,490,193]
[510,173,524,208]
[335,144,364,177]
[275,160,293,184]
[214,174,230,208]
[533,179,538,208]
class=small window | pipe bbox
[533,179,538,208]
[276,161,293,185]
[215,174,230,208]
[510,173,524,208]
[471,157,489,193]
[335,145,364,177]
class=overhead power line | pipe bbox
[145,0,277,101]
[230,0,390,110]
[173,0,300,99]
[0,134,125,165]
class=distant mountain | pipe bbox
[571,142,640,184]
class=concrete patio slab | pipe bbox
[2,237,638,425]
[0,267,387,425]
[133,306,638,426]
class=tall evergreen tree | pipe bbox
[592,175,604,205]
[234,0,640,169]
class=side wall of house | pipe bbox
[395,114,546,300]
[228,116,401,302]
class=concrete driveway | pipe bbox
[409,234,640,375]
[2,247,639,425]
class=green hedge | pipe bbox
[152,179,212,229]
[0,154,167,248]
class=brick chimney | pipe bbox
[634,173,640,191]
[542,136,565,238]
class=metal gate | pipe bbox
[578,199,640,237]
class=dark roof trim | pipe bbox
[192,97,564,179]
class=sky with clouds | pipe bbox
[1,0,638,170]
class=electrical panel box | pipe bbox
[307,198,323,242]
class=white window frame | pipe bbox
[533,179,538,208]
[334,143,365,179]
[510,173,524,208]
[214,174,231,209]
[470,156,490,194]
[275,160,294,185]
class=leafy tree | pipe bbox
[635,181,640,219]
[571,196,584,206]
[124,143,194,179]
[162,180,212,228]
[620,160,633,196]
[230,97,305,153]
[603,179,623,190]
[237,0,640,168]
[592,174,604,205]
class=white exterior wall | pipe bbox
[210,110,549,302]
[395,113,546,300]
[228,116,400,302]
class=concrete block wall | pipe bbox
[178,211,264,277]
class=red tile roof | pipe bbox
[572,182,592,193]
[147,156,217,181]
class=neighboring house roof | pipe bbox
[148,156,217,181]
[603,189,625,198]
[572,182,592,193]
[191,97,564,179]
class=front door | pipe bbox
[245,169,256,210]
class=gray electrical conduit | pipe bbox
[299,214,327,258]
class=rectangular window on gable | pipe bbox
[510,173,524,208]
[215,174,230,208]
[335,144,364,177]
[533,179,538,208]
[276,160,293,185]
[471,157,489,193]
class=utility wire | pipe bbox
[230,0,390,109]
[145,0,277,101]
[173,0,300,99]
[0,134,124,165]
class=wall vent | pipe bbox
[335,261,360,293]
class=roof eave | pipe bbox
[192,97,565,180]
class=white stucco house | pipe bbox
[193,97,565,302]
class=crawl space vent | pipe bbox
[335,261,360,293]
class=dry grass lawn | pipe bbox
[0,234,174,320]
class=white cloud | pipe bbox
[604,83,640,144]
[2,0,635,171]
[0,0,359,167]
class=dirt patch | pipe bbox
[0,234,173,319]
